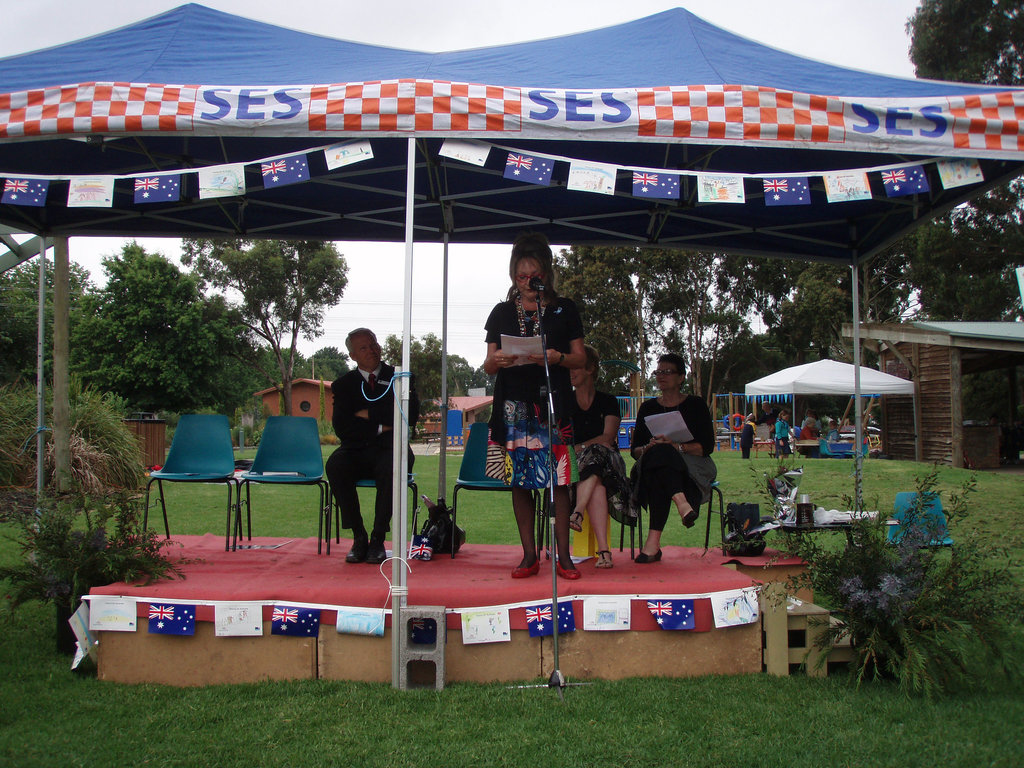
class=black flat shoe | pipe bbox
[634,549,662,563]
[681,508,699,528]
[365,538,387,565]
[345,535,368,563]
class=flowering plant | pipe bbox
[784,470,1023,697]
[0,491,185,614]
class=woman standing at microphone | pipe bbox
[484,232,586,580]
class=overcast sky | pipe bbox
[1,0,924,367]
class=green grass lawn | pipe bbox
[2,448,1023,767]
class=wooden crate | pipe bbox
[762,588,853,676]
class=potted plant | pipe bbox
[0,491,187,653]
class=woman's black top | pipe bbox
[571,390,619,445]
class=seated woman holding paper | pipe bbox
[629,353,717,563]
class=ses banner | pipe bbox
[1,80,1022,159]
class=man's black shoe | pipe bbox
[365,535,387,565]
[345,533,368,563]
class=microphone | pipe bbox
[528,276,546,292]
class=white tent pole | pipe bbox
[850,261,864,510]
[438,232,449,498]
[34,238,47,503]
[392,137,416,688]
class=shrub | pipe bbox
[0,381,144,492]
[0,491,187,613]
[785,469,1024,697]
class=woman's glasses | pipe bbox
[516,272,543,281]
[653,369,679,376]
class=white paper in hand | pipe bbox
[643,410,693,443]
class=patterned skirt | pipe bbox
[574,443,636,524]
[498,398,577,489]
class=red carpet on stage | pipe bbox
[90,535,799,631]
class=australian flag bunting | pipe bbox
[881,164,930,197]
[147,603,196,636]
[763,177,811,206]
[134,175,181,204]
[2,178,49,207]
[503,152,553,186]
[271,605,321,637]
[647,599,696,630]
[632,171,680,200]
[262,154,310,188]
[525,601,576,637]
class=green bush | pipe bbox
[0,491,186,612]
[785,469,1024,697]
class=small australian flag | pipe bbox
[881,164,930,197]
[503,152,553,186]
[410,617,438,644]
[525,601,576,637]
[262,154,310,188]
[632,171,680,200]
[647,599,695,630]
[147,603,196,635]
[408,534,433,561]
[2,178,49,207]
[271,605,321,637]
[763,176,811,206]
[134,175,181,204]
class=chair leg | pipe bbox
[156,479,170,539]
[450,486,463,559]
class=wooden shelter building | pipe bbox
[849,322,1024,468]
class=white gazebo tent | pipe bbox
[745,358,918,463]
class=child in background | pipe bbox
[826,419,841,443]
[775,409,792,456]
[739,413,756,459]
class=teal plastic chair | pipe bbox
[327,475,419,555]
[450,422,514,558]
[887,492,954,547]
[143,414,239,551]
[239,416,331,553]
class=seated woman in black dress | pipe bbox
[569,345,632,569]
[629,353,717,563]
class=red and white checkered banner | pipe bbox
[1,79,1021,159]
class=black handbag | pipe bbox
[419,497,466,556]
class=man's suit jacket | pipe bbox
[331,363,419,449]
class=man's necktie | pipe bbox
[367,373,376,392]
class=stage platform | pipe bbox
[87,535,806,686]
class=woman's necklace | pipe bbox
[515,293,544,337]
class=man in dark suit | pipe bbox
[325,328,419,564]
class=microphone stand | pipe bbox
[531,282,566,698]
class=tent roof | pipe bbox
[745,358,915,396]
[1,4,1022,262]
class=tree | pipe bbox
[181,239,349,415]
[908,0,1023,85]
[308,345,349,382]
[0,258,90,385]
[70,242,246,412]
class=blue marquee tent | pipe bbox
[0,3,1021,263]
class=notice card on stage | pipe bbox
[643,410,693,443]
[500,334,544,365]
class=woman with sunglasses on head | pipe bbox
[629,354,717,563]
[484,232,586,580]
